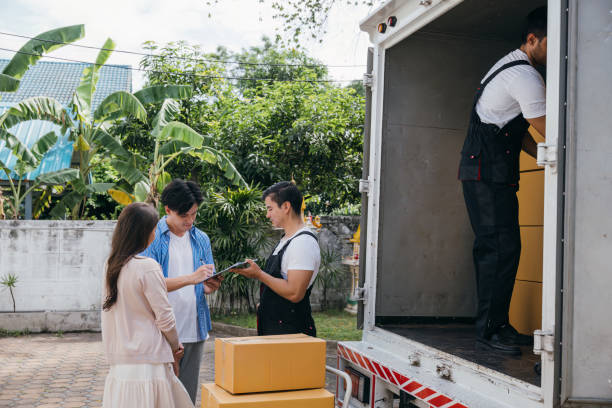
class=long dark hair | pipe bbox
[103,202,159,311]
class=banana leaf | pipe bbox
[158,121,205,148]
[91,128,130,159]
[31,131,58,159]
[151,99,180,138]
[94,91,147,123]
[36,168,79,185]
[0,74,19,93]
[72,38,116,121]
[0,96,72,131]
[134,85,193,105]
[0,128,36,166]
[2,25,85,80]
[108,189,134,205]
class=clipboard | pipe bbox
[203,259,257,282]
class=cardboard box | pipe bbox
[517,170,544,226]
[201,383,334,408]
[215,334,326,394]
[516,226,544,282]
[509,280,542,335]
[519,126,545,171]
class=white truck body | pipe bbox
[337,1,612,407]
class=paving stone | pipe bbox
[0,331,339,407]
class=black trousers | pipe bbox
[462,181,521,338]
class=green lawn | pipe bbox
[213,309,362,341]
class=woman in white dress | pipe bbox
[101,202,193,408]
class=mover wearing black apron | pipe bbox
[459,60,532,355]
[257,231,317,337]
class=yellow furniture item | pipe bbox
[215,334,326,394]
[201,384,334,408]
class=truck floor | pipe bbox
[378,323,541,387]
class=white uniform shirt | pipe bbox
[476,49,546,129]
[272,227,321,288]
[167,231,198,343]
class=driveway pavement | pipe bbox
[0,331,339,407]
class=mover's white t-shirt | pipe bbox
[272,227,321,288]
[476,49,546,129]
[167,231,198,343]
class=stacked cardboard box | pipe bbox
[201,334,335,408]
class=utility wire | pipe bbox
[0,31,366,69]
[0,47,361,83]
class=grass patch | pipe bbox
[213,309,362,341]
[0,328,30,337]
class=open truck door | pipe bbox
[338,1,611,407]
[556,0,612,406]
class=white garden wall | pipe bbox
[0,216,359,332]
[0,220,115,331]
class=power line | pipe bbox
[0,47,362,84]
[0,31,366,69]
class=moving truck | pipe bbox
[335,1,612,407]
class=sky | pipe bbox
[0,0,377,90]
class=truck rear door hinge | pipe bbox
[352,286,367,303]
[533,329,555,355]
[536,142,558,168]
[363,73,373,88]
[359,179,370,194]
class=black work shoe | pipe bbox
[498,324,533,346]
[476,334,522,355]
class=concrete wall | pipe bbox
[0,217,360,331]
[311,215,360,309]
[0,220,115,330]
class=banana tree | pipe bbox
[0,129,79,219]
[0,25,85,95]
[109,91,247,208]
[0,37,150,218]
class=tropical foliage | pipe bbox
[315,247,345,310]
[135,38,364,214]
[0,27,245,219]
[0,25,84,218]
[196,187,273,313]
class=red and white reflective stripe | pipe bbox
[337,344,469,408]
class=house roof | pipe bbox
[0,59,132,111]
[0,59,132,181]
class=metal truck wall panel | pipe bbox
[561,0,612,403]
[376,30,516,317]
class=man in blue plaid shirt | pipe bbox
[142,179,222,403]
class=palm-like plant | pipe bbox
[197,187,272,313]
[1,273,19,312]
[315,247,344,310]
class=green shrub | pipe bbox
[197,187,273,313]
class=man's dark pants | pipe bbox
[462,180,522,338]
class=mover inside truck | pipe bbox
[374,0,546,387]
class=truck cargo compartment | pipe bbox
[371,0,545,388]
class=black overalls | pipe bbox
[257,231,317,337]
[458,60,531,339]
